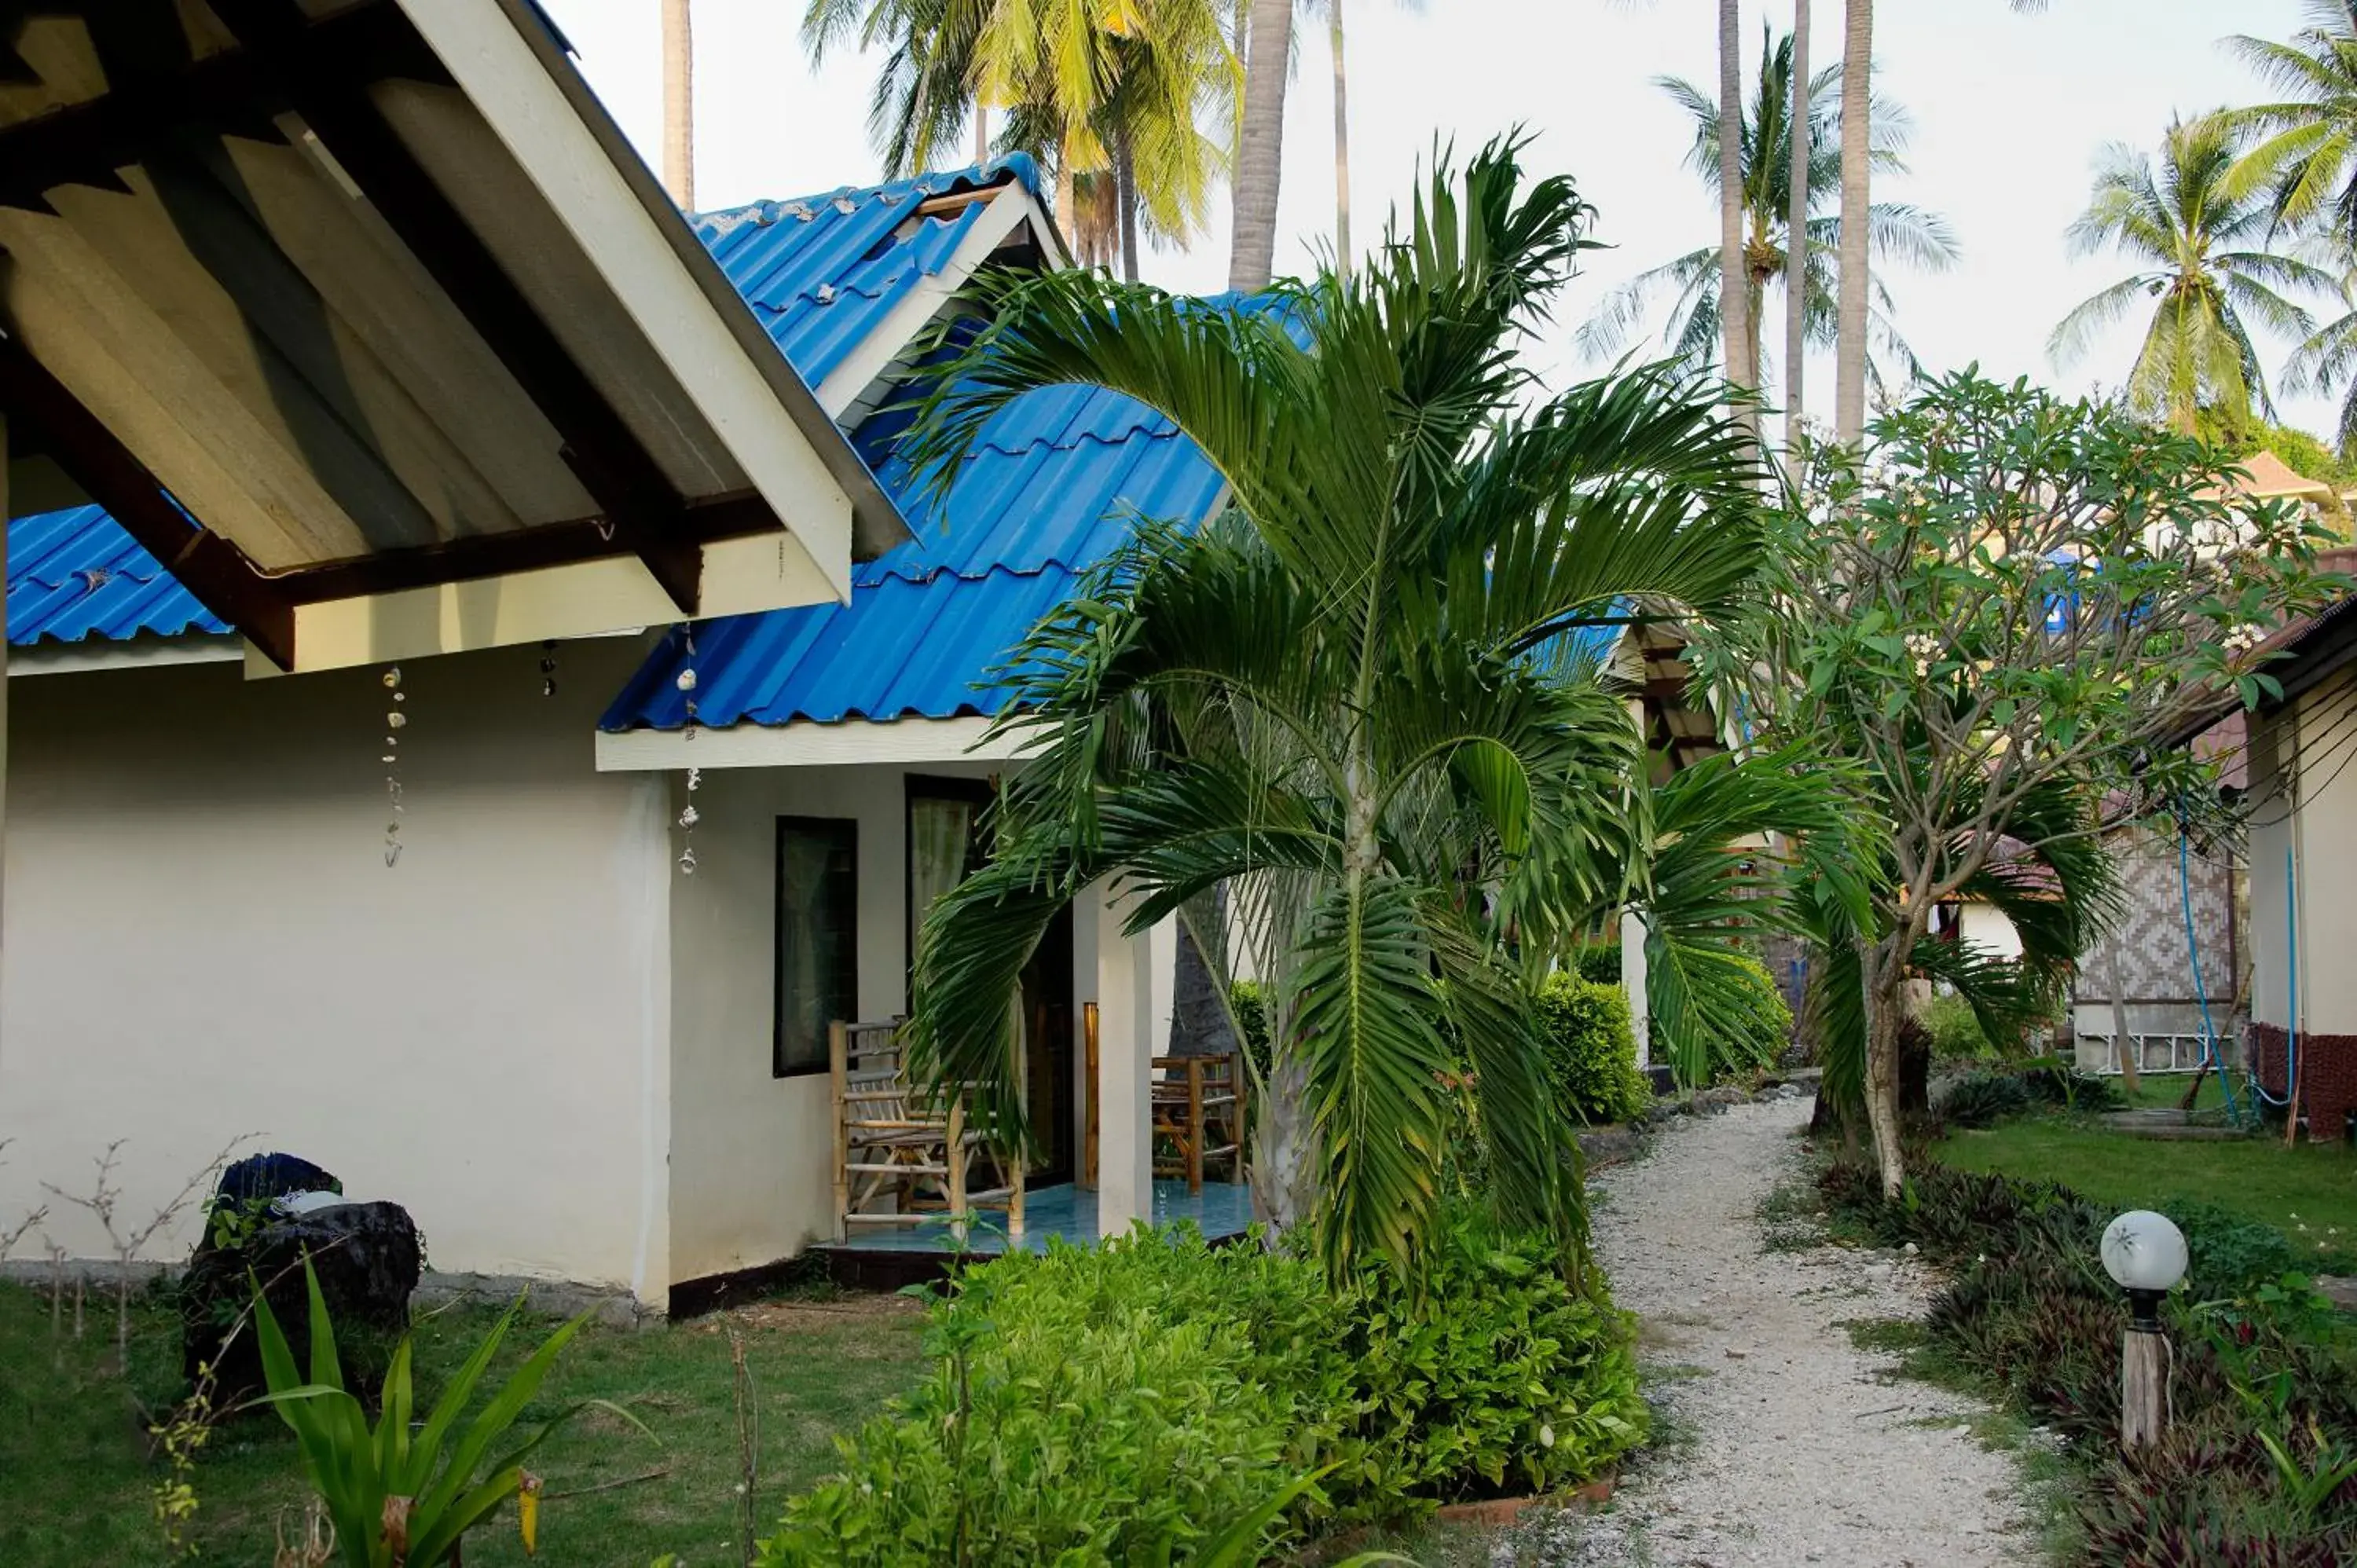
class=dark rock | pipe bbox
[1577,1126,1646,1168]
[2319,1276,2357,1313]
[182,1200,421,1403]
[214,1152,340,1211]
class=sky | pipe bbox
[540,0,2341,441]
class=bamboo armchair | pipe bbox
[829,1019,1024,1241]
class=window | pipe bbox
[905,776,994,973]
[775,818,858,1078]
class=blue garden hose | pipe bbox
[2178,823,2243,1123]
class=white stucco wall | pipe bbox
[0,639,676,1304]
[1958,902,2025,963]
[663,750,1178,1282]
[2249,669,2357,1036]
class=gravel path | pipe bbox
[1530,1097,2035,1567]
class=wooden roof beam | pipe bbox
[207,0,720,617]
[0,332,295,669]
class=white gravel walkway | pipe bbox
[1531,1097,2035,1568]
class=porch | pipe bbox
[812,1178,1256,1288]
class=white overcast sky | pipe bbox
[542,0,2339,439]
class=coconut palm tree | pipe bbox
[1229,0,1292,288]
[893,140,1857,1280]
[805,0,1235,279]
[1717,0,1755,428]
[2051,112,2330,432]
[1833,0,1871,445]
[1578,24,1956,402]
[2226,2,2357,247]
[2280,243,2357,452]
[1784,0,1811,449]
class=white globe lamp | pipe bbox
[2101,1210,2188,1450]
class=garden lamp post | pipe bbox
[2101,1210,2188,1450]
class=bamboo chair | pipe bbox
[829,1019,1024,1242]
[1150,1052,1247,1195]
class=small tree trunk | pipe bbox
[1864,940,1908,1198]
[1716,0,1754,429]
[1117,134,1141,284]
[974,105,989,166]
[2105,944,2142,1093]
[1252,1042,1317,1234]
[1230,0,1296,290]
[662,0,695,210]
[1834,0,1873,445]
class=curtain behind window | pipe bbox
[776,822,856,1075]
[907,795,977,969]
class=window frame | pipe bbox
[772,815,860,1080]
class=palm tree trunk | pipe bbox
[662,0,695,211]
[1230,0,1296,291]
[1785,0,1811,451]
[1119,133,1142,283]
[975,105,990,167]
[1835,0,1871,445]
[1716,0,1755,434]
[1057,132,1079,256]
[1332,0,1353,284]
[1863,936,1908,1197]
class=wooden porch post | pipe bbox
[828,1020,849,1242]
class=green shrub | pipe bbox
[1919,991,1995,1061]
[1340,1208,1647,1501]
[760,1213,1648,1563]
[2020,1061,2124,1113]
[1569,943,1622,987]
[1936,1069,2033,1130]
[1230,980,1272,1086]
[1534,972,1650,1125]
[1710,953,1796,1077]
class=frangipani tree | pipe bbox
[898,140,1856,1280]
[1688,370,2343,1195]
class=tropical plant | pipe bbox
[1689,370,2342,1195]
[1783,0,1812,449]
[1579,22,1956,405]
[2051,112,2331,432]
[1534,972,1648,1126]
[896,138,1849,1279]
[2227,2,2357,247]
[251,1262,642,1568]
[804,0,1236,279]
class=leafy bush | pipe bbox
[1570,943,1622,987]
[1534,972,1649,1125]
[1935,1069,2033,1130]
[761,1213,1647,1563]
[1919,991,1995,1061]
[1230,980,1271,1086]
[2020,1060,2124,1112]
[1701,953,1798,1079]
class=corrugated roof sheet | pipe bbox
[6,505,232,647]
[698,156,1042,392]
[5,155,1047,652]
[600,380,1228,729]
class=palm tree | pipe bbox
[1784,0,1811,449]
[1718,0,1755,428]
[805,0,1235,280]
[2226,2,2357,247]
[1229,0,1293,288]
[2051,112,2329,432]
[894,141,1851,1279]
[663,0,695,209]
[1833,0,1870,445]
[1578,24,1957,402]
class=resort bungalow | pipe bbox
[3,156,1237,1315]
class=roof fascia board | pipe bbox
[815,184,1047,421]
[395,0,886,595]
[6,634,243,677]
[595,713,1039,771]
[244,526,834,676]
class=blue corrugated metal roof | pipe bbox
[6,506,232,647]
[698,156,1043,391]
[5,156,1049,652]
[600,379,1228,730]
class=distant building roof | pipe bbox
[2232,449,2335,504]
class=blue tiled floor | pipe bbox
[824,1179,1255,1255]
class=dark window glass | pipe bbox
[775,818,857,1077]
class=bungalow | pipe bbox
[2,157,1230,1314]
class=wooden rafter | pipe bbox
[0,332,295,669]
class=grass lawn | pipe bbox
[0,1280,928,1568]
[1937,1111,2357,1258]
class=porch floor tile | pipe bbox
[822,1179,1255,1256]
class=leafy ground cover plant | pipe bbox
[1935,1069,2033,1130]
[1814,1158,2357,1562]
[758,1213,1646,1565]
[253,1262,645,1568]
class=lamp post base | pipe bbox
[2121,1326,2168,1450]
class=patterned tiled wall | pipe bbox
[2071,826,2235,1006]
